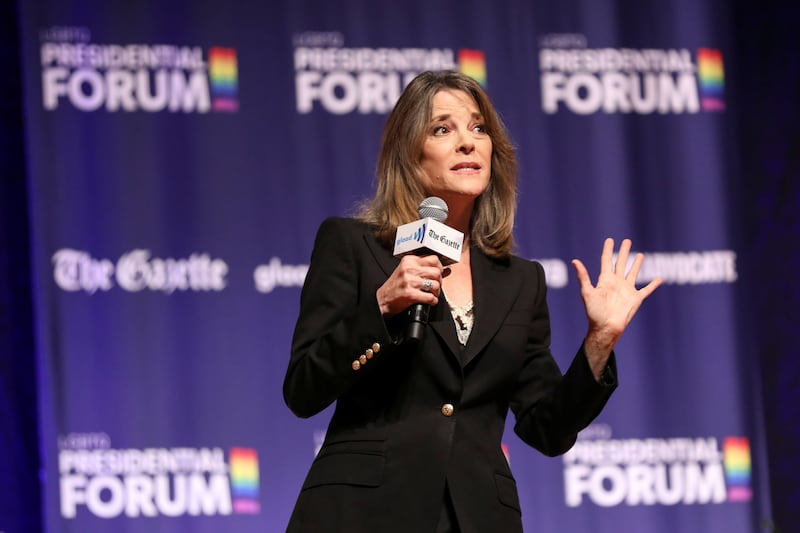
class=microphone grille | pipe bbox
[418,196,448,222]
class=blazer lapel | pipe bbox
[460,248,523,368]
[363,231,400,278]
[428,292,462,360]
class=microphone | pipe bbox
[392,197,464,343]
[418,195,449,222]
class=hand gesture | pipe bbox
[571,238,662,378]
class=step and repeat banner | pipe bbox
[19,1,770,531]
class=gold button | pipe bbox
[359,354,367,365]
[351,360,361,371]
[372,343,381,353]
[441,403,454,417]
[365,348,374,359]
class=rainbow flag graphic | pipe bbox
[230,447,260,513]
[697,48,725,111]
[209,47,239,112]
[458,49,487,87]
[723,437,752,502]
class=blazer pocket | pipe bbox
[494,472,521,512]
[303,440,386,490]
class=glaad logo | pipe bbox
[253,257,309,293]
[413,224,426,244]
[52,249,228,293]
[395,223,426,247]
[538,33,725,115]
[58,433,260,519]
[39,26,238,113]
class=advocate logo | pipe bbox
[538,33,725,114]
[58,432,260,519]
[39,26,238,113]
[531,247,737,291]
[293,31,486,114]
[563,426,753,507]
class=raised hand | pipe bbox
[571,238,662,379]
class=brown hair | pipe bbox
[358,70,517,259]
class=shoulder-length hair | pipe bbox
[357,70,517,260]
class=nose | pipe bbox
[457,130,475,154]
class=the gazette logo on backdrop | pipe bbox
[52,249,229,293]
[39,26,238,113]
[293,31,486,114]
[538,33,725,115]
[58,433,260,519]
[563,425,752,508]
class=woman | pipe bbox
[283,71,661,533]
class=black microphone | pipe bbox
[392,197,463,344]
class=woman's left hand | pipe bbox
[571,238,662,380]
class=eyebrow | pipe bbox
[430,112,485,122]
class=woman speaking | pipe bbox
[283,70,661,533]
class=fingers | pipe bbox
[412,255,444,268]
[396,254,444,301]
[418,277,441,295]
[398,255,443,281]
[600,237,615,274]
[571,238,662,338]
[585,238,661,290]
[399,254,443,274]
[601,238,640,280]
[615,239,632,274]
[378,257,441,316]
[638,276,663,299]
[571,259,592,290]
[626,251,645,281]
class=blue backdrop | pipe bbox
[4,0,797,532]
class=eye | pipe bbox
[473,123,488,134]
[432,125,449,135]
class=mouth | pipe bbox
[451,162,482,172]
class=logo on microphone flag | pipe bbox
[413,223,426,244]
[393,218,464,263]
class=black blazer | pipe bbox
[283,217,616,533]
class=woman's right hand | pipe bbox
[376,255,444,316]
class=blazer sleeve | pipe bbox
[509,260,617,456]
[282,217,399,418]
